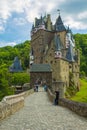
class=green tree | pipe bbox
[11,72,30,86]
[0,68,14,100]
[74,34,87,76]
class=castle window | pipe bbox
[49,53,52,56]
[50,61,53,64]
[55,60,57,63]
[69,65,72,68]
[75,65,77,68]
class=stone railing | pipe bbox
[47,88,87,117]
[0,89,34,121]
[59,98,87,117]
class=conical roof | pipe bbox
[54,33,63,51]
[66,43,74,62]
[55,15,66,32]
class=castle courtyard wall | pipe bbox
[31,29,54,63]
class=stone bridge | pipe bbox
[0,87,87,130]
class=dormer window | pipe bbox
[55,51,62,58]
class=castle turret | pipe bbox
[66,27,75,48]
[9,57,23,72]
[55,15,66,32]
[46,14,52,31]
[66,42,74,62]
[54,33,63,58]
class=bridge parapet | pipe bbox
[47,88,87,117]
[0,89,33,121]
[59,98,87,117]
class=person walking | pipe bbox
[54,91,59,105]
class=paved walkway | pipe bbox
[0,87,87,130]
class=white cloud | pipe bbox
[13,18,27,26]
[0,26,5,33]
[0,41,17,47]
[0,20,5,33]
[0,0,66,22]
[7,42,17,46]
[64,16,87,30]
[78,11,87,19]
[0,0,87,34]
[24,0,65,22]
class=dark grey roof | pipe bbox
[55,15,66,32]
[66,44,74,62]
[54,34,63,51]
[30,64,52,72]
[9,57,23,72]
[35,16,45,27]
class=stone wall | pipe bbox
[52,81,64,98]
[44,39,69,88]
[47,88,87,117]
[0,89,33,121]
[59,98,87,117]
[30,72,52,88]
[31,29,54,63]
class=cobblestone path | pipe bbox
[0,87,87,130]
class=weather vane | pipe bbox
[57,9,60,15]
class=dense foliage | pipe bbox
[0,66,30,100]
[0,40,30,100]
[0,67,14,100]
[0,40,30,70]
[74,34,87,76]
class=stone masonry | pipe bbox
[30,13,80,97]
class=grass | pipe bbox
[71,79,87,103]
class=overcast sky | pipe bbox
[0,0,87,47]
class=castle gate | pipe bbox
[30,64,52,88]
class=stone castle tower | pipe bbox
[30,13,80,97]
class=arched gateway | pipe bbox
[30,64,52,89]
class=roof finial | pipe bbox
[57,9,60,15]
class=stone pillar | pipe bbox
[52,81,65,98]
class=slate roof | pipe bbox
[55,15,66,32]
[66,43,74,62]
[54,34,63,51]
[35,16,45,27]
[9,57,23,72]
[30,64,52,72]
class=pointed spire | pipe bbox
[54,33,62,51]
[54,33,63,58]
[40,14,43,23]
[66,43,74,62]
[32,23,34,30]
[55,11,66,32]
[67,26,72,33]
[9,57,23,72]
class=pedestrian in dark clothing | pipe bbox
[34,81,39,92]
[54,91,59,105]
[36,85,38,92]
